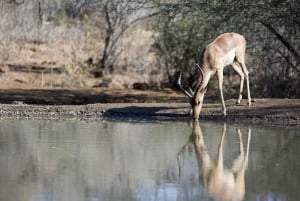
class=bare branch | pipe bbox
[261,21,300,68]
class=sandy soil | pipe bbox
[0,88,299,126]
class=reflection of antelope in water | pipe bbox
[178,122,251,201]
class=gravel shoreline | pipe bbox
[0,99,299,126]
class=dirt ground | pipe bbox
[0,65,299,125]
[0,87,299,126]
[1,27,299,126]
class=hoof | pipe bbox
[222,111,227,119]
[236,101,242,106]
[236,97,244,106]
[247,102,251,108]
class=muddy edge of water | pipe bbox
[0,99,299,126]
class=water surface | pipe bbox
[0,120,299,201]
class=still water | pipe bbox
[0,120,299,201]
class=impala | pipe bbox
[177,32,252,119]
[178,122,251,201]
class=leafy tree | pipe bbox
[152,0,300,97]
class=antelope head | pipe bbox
[176,64,207,120]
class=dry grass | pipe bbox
[0,6,159,89]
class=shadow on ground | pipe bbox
[103,106,190,121]
[0,89,184,105]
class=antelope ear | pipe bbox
[194,85,206,98]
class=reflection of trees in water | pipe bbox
[246,127,300,200]
[0,121,299,201]
[0,121,187,201]
[0,121,40,201]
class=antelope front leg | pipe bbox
[217,70,226,117]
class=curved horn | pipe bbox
[195,63,204,83]
[176,73,193,99]
[192,63,204,91]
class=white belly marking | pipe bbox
[221,50,235,66]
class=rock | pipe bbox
[0,65,10,73]
[132,82,150,90]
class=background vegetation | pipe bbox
[153,0,300,98]
[0,0,299,98]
